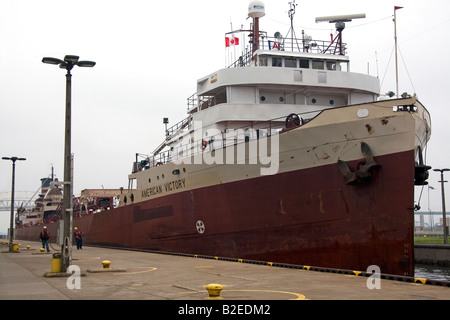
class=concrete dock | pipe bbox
[1,240,450,301]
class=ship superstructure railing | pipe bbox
[187,90,227,112]
[227,35,347,69]
[137,111,314,172]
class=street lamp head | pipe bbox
[77,60,96,68]
[42,57,63,65]
[2,157,26,162]
[64,55,80,64]
[434,168,450,173]
[43,55,95,70]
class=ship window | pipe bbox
[312,60,324,70]
[259,56,268,66]
[285,58,297,68]
[340,61,349,72]
[326,61,336,71]
[272,57,282,67]
[299,59,309,68]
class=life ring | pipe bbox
[201,140,207,151]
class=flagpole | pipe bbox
[394,6,402,98]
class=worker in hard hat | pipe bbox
[39,226,50,252]
[73,227,83,250]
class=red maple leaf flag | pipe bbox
[225,36,240,47]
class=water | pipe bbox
[415,264,450,281]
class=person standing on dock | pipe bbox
[39,226,50,252]
[74,227,83,250]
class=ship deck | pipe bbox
[1,240,449,306]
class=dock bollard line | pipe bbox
[85,244,450,287]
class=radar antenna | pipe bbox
[315,13,365,55]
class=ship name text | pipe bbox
[141,178,186,198]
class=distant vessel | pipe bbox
[16,1,432,276]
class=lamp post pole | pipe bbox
[42,55,95,271]
[2,157,26,252]
[434,168,449,244]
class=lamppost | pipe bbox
[433,168,449,244]
[2,157,26,252]
[42,55,95,271]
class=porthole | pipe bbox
[312,98,317,104]
[279,97,284,102]
[260,96,266,102]
[329,100,334,105]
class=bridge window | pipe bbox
[312,60,324,70]
[285,58,297,68]
[339,61,349,72]
[259,56,268,66]
[299,59,309,68]
[326,61,336,71]
[272,57,282,67]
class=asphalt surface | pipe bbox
[1,240,450,302]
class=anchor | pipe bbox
[338,142,381,185]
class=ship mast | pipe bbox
[248,1,266,56]
[394,6,403,98]
[285,1,301,52]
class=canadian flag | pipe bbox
[225,36,239,47]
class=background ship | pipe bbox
[16,1,432,277]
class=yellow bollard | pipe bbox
[206,283,223,298]
[51,253,61,273]
[102,260,111,269]
[26,245,31,250]
[40,248,45,253]
[12,244,20,252]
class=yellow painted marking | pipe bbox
[353,271,362,276]
[267,262,273,266]
[214,256,219,260]
[238,259,243,263]
[114,266,157,275]
[303,266,310,270]
[222,289,307,300]
[131,283,143,287]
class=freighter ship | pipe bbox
[16,1,431,277]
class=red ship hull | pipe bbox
[16,149,415,276]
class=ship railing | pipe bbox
[227,49,253,68]
[228,36,347,68]
[164,116,192,139]
[187,92,226,112]
[261,36,347,56]
[142,111,313,170]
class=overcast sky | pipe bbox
[1,0,449,233]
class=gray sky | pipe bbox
[1,0,449,233]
